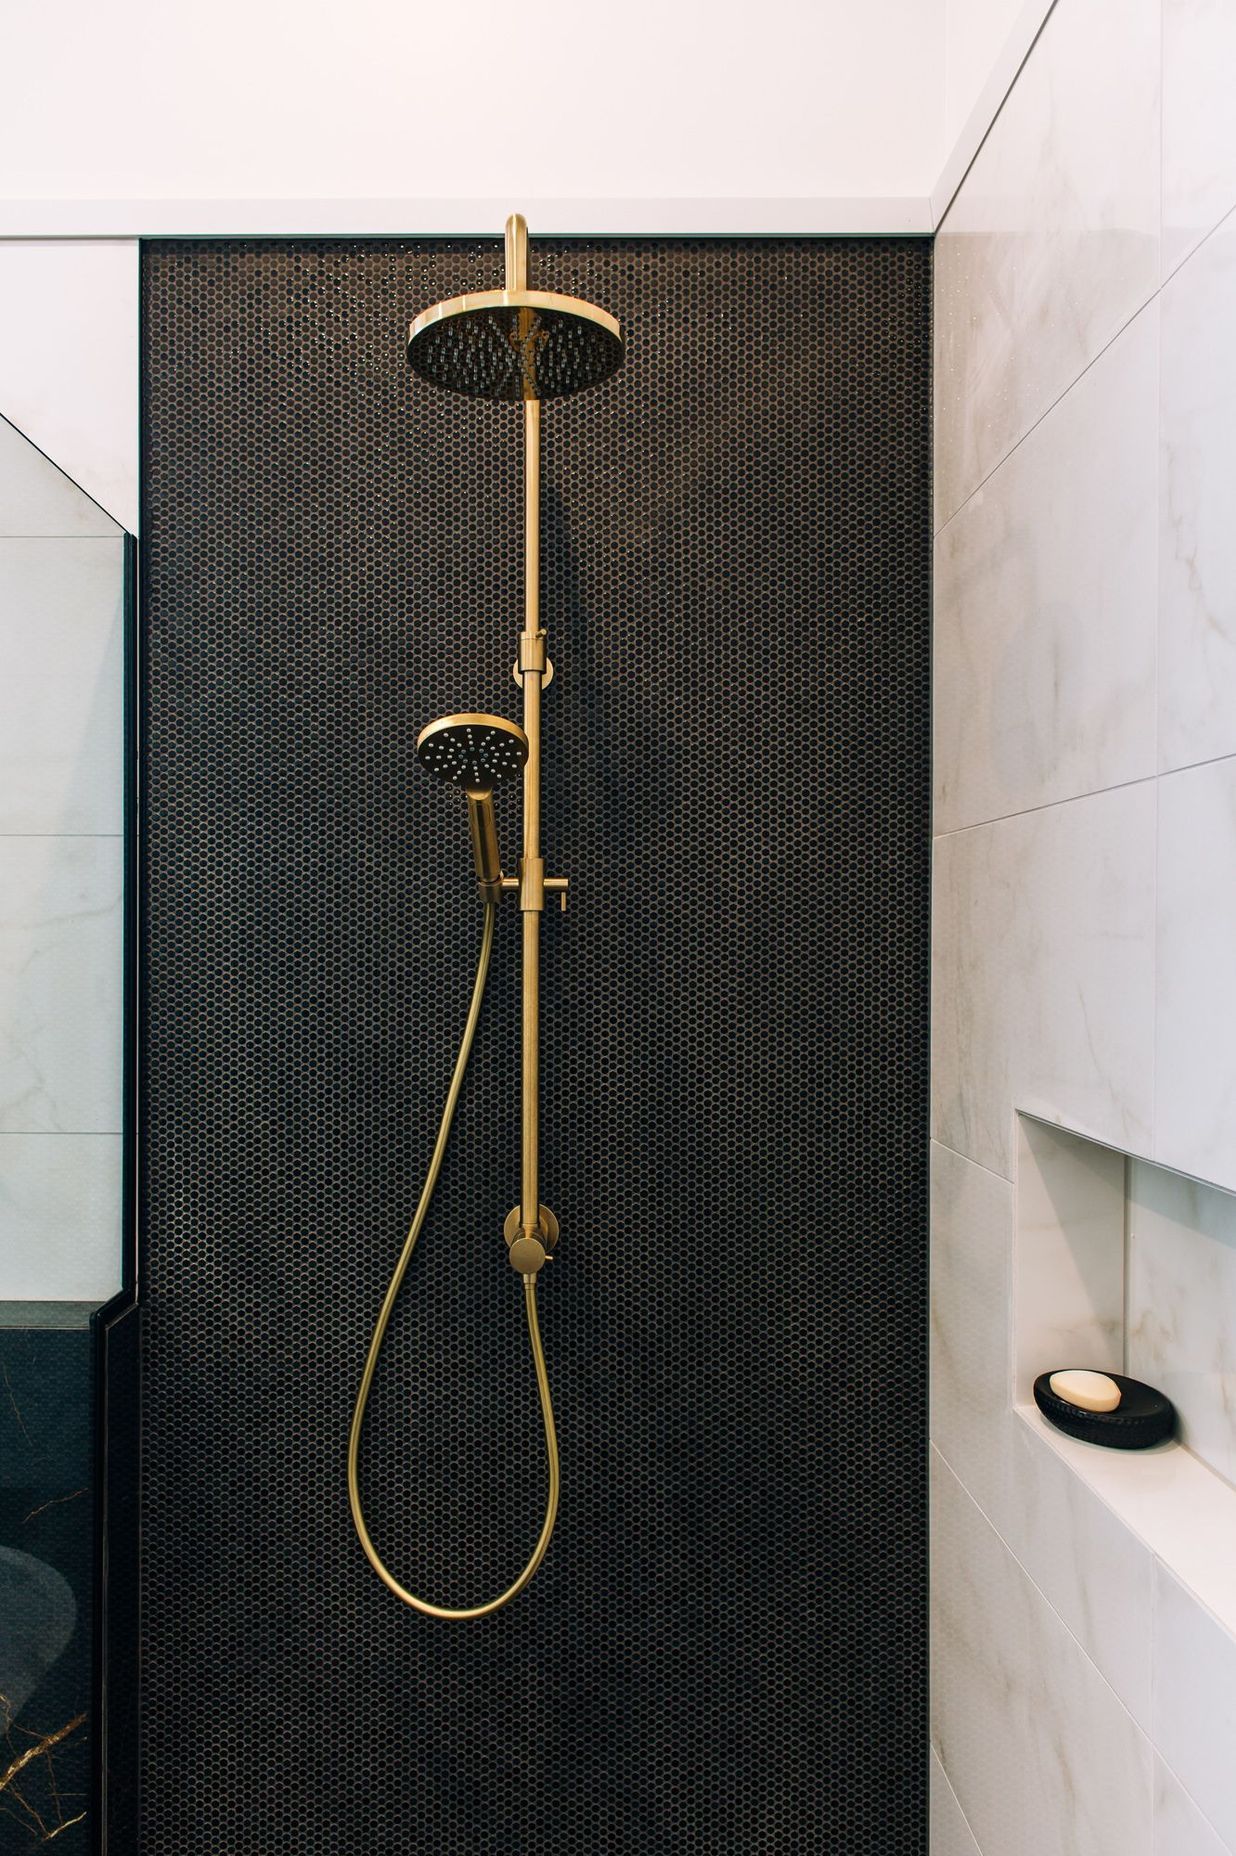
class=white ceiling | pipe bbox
[0,0,1024,215]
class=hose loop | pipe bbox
[347,901,559,1618]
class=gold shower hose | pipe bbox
[347,899,559,1618]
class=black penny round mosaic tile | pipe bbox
[139,236,931,1854]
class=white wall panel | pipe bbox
[0,242,138,533]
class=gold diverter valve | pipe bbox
[349,211,622,1617]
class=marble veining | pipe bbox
[933,0,1236,1848]
[1162,0,1236,280]
[931,1137,1154,1729]
[1154,1756,1232,1856]
[1156,758,1236,1190]
[1015,1117,1124,1404]
[933,0,1160,528]
[932,781,1156,1181]
[0,836,122,1136]
[1128,1159,1236,1491]
[0,539,125,837]
[931,1447,1153,1856]
[1159,213,1236,772]
[0,1329,94,1850]
[929,1747,981,1856]
[934,304,1158,834]
[1003,1412,1153,1732]
[930,1139,1011,1524]
[1154,1567,1236,1851]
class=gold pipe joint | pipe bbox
[518,629,548,675]
[501,873,568,911]
[519,853,545,913]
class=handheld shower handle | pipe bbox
[415,714,526,904]
[467,792,503,904]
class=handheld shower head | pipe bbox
[416,713,528,795]
[417,713,528,902]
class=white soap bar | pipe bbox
[1049,1369,1121,1413]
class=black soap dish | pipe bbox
[1033,1371,1175,1450]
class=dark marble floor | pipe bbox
[0,1328,93,1852]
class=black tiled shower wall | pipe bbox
[138,238,931,1854]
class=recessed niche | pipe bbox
[1015,1116,1125,1409]
[1013,1113,1236,1636]
[1128,1162,1236,1490]
[1015,1114,1236,1491]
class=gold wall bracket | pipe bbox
[513,656,554,690]
[518,629,547,674]
[513,626,553,690]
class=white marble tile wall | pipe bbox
[0,835,123,1133]
[0,1133,123,1303]
[0,540,124,834]
[931,1447,1154,1856]
[0,415,123,541]
[1128,1160,1236,1491]
[1159,210,1236,775]
[933,0,1160,529]
[1162,0,1236,280]
[0,241,139,534]
[934,303,1158,835]
[931,1135,1155,1732]
[933,0,1236,1849]
[929,1748,981,1856]
[1014,1117,1125,1404]
[1153,1568,1236,1852]
[930,1140,1011,1522]
[1156,757,1236,1187]
[931,781,1156,1179]
[1155,1758,1233,1856]
[0,413,124,1305]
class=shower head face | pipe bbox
[416,713,529,795]
[408,289,623,402]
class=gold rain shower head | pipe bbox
[406,216,623,402]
